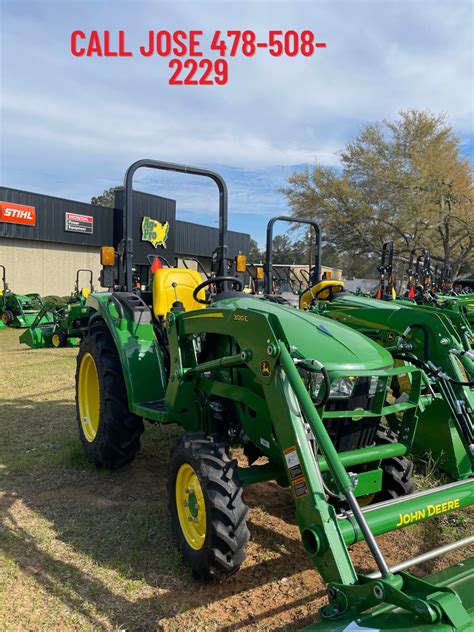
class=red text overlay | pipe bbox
[70,30,327,86]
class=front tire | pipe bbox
[168,432,250,581]
[75,321,144,468]
[374,425,416,501]
[52,330,67,348]
[1,310,14,326]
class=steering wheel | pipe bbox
[312,283,343,300]
[193,276,243,305]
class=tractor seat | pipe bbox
[152,268,206,318]
[300,280,345,309]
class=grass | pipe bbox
[0,326,472,631]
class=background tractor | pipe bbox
[74,160,473,630]
[19,269,94,348]
[0,264,52,328]
[261,218,473,481]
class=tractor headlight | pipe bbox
[329,377,355,399]
[369,376,379,397]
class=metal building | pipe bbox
[0,186,250,296]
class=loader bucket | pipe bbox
[19,325,51,348]
[304,556,474,631]
[19,324,80,348]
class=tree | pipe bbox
[280,110,473,279]
[248,238,262,262]
[271,234,297,264]
[91,186,123,208]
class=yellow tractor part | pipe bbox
[175,463,207,550]
[152,268,206,318]
[300,280,345,309]
[77,352,100,442]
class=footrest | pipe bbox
[133,399,170,422]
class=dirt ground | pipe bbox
[0,327,472,631]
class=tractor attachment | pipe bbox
[376,240,397,300]
[19,269,94,348]
[74,160,473,630]
[260,218,473,481]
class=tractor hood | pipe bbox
[214,296,393,372]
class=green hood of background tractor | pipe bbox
[215,296,393,372]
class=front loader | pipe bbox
[264,217,473,481]
[75,160,473,630]
[20,269,94,348]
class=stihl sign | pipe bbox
[0,202,36,226]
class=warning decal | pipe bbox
[291,475,309,498]
[283,446,303,479]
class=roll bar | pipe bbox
[122,159,229,292]
[181,257,209,279]
[75,269,94,293]
[0,265,6,294]
[265,216,321,294]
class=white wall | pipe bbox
[0,238,102,296]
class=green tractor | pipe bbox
[75,160,473,630]
[402,247,474,327]
[262,219,473,481]
[19,269,95,348]
[0,264,52,328]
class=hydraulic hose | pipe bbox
[293,358,331,408]
[399,323,430,360]
[392,353,474,387]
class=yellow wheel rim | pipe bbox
[175,463,207,550]
[1,313,8,324]
[357,493,376,507]
[52,333,60,347]
[78,352,100,442]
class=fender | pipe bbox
[85,292,167,412]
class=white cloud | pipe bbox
[0,0,472,205]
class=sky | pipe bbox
[0,0,472,246]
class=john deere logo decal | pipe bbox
[141,216,169,249]
[260,361,271,377]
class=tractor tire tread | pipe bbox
[168,432,250,582]
[76,321,144,469]
[374,424,416,501]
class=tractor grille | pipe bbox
[324,376,381,452]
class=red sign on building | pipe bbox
[65,212,94,234]
[0,202,36,226]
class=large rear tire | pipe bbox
[168,432,250,582]
[75,321,144,469]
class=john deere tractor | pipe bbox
[75,160,473,630]
[20,269,95,348]
[402,247,474,327]
[262,218,473,482]
[0,264,52,328]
